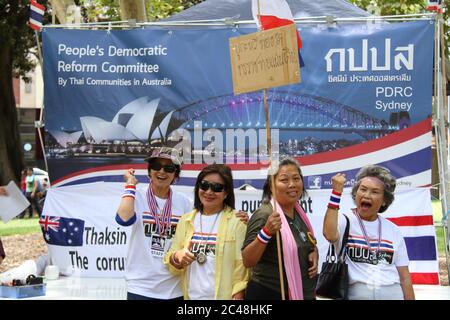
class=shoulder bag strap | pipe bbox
[337,214,350,260]
[325,214,349,262]
[325,243,336,262]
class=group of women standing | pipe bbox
[116,146,415,300]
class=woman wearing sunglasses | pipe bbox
[115,147,193,300]
[164,164,249,300]
[242,157,318,300]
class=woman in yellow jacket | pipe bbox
[164,164,249,300]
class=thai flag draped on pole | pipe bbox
[29,0,45,31]
[251,0,305,67]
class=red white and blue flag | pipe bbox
[29,0,45,31]
[39,215,85,246]
[251,0,305,67]
[426,0,443,13]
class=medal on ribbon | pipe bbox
[194,211,221,265]
[196,251,207,264]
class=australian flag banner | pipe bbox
[39,215,85,246]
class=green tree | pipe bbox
[80,0,203,22]
[349,0,449,59]
[0,0,40,184]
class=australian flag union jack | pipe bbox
[39,215,85,246]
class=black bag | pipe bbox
[316,214,350,300]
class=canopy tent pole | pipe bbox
[433,13,450,282]
[41,13,436,29]
[438,12,450,282]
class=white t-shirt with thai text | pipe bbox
[124,187,192,299]
[188,211,222,300]
[334,212,409,287]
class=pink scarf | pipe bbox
[272,199,315,300]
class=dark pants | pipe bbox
[127,292,184,300]
[245,280,284,300]
[25,192,41,217]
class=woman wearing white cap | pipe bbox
[116,147,193,300]
[116,147,248,300]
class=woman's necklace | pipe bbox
[197,211,221,265]
[352,208,382,264]
[287,210,317,246]
[146,181,172,236]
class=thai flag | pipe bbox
[426,0,443,13]
[251,0,305,67]
[29,0,45,31]
[386,211,439,284]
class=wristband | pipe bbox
[122,185,136,199]
[328,189,341,210]
[257,227,272,244]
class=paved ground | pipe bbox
[414,284,450,300]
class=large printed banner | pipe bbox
[42,184,438,284]
[43,21,434,189]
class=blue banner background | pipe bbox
[43,20,434,187]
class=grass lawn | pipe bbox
[432,199,447,255]
[0,217,41,236]
[436,226,446,254]
[432,199,444,223]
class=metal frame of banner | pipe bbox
[41,13,436,29]
[40,12,449,283]
[433,13,450,281]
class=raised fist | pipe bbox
[124,168,138,186]
[331,173,346,193]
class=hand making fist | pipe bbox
[124,168,138,186]
[264,210,282,235]
[331,173,346,193]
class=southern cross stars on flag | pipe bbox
[29,0,45,31]
[251,0,305,67]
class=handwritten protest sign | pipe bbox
[229,24,300,95]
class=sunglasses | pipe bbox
[199,180,225,193]
[150,162,177,173]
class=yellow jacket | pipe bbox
[163,206,249,300]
